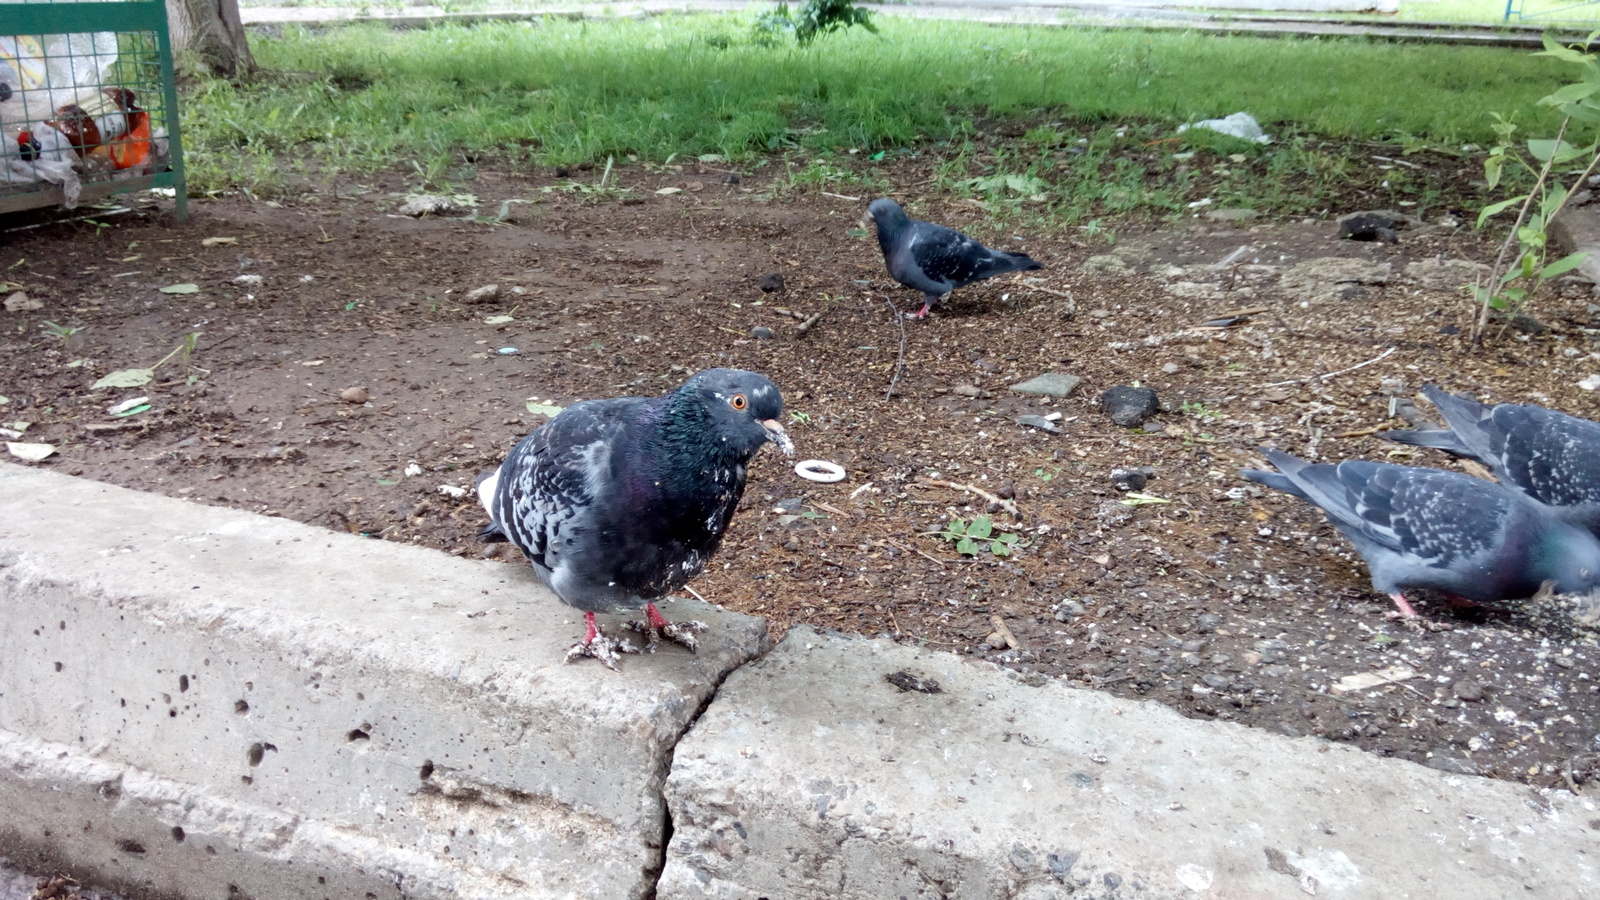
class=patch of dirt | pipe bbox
[5,159,1600,792]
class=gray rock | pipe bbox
[758,273,785,293]
[1425,756,1480,777]
[1206,208,1259,223]
[951,383,984,398]
[1015,415,1063,434]
[1454,680,1486,702]
[1110,466,1153,491]
[1010,373,1083,398]
[750,326,774,340]
[1077,254,1130,276]
[1279,257,1392,305]
[1196,612,1224,633]
[1161,362,1181,375]
[1095,500,1134,527]
[1100,386,1160,427]
[1054,599,1086,622]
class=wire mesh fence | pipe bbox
[0,0,185,217]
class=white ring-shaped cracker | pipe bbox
[794,459,846,483]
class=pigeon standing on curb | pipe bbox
[478,369,794,669]
[862,198,1042,318]
[1240,448,1600,617]
[1382,385,1600,537]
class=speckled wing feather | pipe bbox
[1324,459,1513,569]
[894,222,1038,294]
[1384,386,1600,530]
[487,397,645,583]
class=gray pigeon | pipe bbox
[1241,448,1600,617]
[1382,385,1600,537]
[863,198,1042,318]
[477,369,793,668]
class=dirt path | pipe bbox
[4,161,1600,794]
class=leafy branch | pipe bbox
[1471,32,1600,344]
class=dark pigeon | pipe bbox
[1241,448,1600,617]
[1382,385,1600,537]
[863,198,1042,318]
[477,368,793,668]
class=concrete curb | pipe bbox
[0,463,769,899]
[663,627,1600,899]
[4,463,1600,898]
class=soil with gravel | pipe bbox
[5,152,1600,800]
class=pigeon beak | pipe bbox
[760,419,795,456]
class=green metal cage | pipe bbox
[0,0,186,218]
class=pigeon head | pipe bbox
[681,368,794,458]
[864,198,910,243]
[1532,521,1600,595]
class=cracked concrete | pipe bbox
[4,462,1600,898]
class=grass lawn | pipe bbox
[192,14,1590,219]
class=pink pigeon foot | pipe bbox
[627,601,708,653]
[565,611,638,670]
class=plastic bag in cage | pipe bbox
[1,13,167,209]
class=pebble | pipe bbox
[1161,362,1180,375]
[1195,612,1223,633]
[1110,465,1152,491]
[758,272,785,293]
[1054,599,1086,622]
[1100,385,1161,427]
[1008,373,1083,398]
[986,632,1009,650]
[339,386,369,404]
[1453,680,1486,702]
[951,383,983,398]
[1425,755,1480,777]
[751,326,774,340]
[463,284,500,304]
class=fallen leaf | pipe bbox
[106,396,150,415]
[201,237,237,246]
[655,187,683,195]
[159,283,200,294]
[484,315,514,325]
[4,291,42,312]
[1331,665,1417,695]
[6,441,56,461]
[525,401,564,417]
[92,368,155,389]
[685,181,705,192]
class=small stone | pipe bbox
[1426,756,1480,777]
[1161,362,1180,375]
[751,326,775,340]
[1453,680,1485,702]
[463,284,500,304]
[1054,600,1085,622]
[3,291,41,312]
[339,386,369,404]
[1240,650,1263,666]
[1095,500,1133,527]
[1009,373,1083,398]
[1110,466,1153,492]
[759,273,785,293]
[1100,386,1161,427]
[1201,673,1233,690]
[1196,613,1223,633]
[723,172,742,185]
[552,165,570,178]
[986,632,1009,650]
[1077,254,1130,276]
[1205,208,1259,222]
[951,383,983,398]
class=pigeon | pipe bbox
[1382,385,1600,538]
[862,198,1042,318]
[477,369,794,668]
[1240,448,1600,617]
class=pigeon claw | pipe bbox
[565,632,639,670]
[626,618,709,653]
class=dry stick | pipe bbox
[989,614,1023,651]
[1258,346,1397,389]
[915,476,1022,518]
[884,296,909,401]
[883,538,947,567]
[795,311,825,335]
[1474,116,1572,344]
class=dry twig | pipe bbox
[884,297,909,400]
[915,476,1021,518]
[989,614,1023,651]
[1258,346,1397,389]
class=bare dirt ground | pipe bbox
[5,154,1600,797]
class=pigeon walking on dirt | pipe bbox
[862,198,1042,318]
[1240,448,1600,617]
[477,369,794,668]
[1382,385,1600,537]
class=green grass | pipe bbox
[187,15,1581,208]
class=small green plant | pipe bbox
[39,320,85,345]
[788,410,813,424]
[1180,399,1222,420]
[928,515,1021,557]
[1472,32,1600,343]
[1033,466,1058,483]
[755,0,877,46]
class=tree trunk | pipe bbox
[165,0,256,80]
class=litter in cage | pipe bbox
[0,2,183,215]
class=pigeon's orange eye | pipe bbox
[730,394,748,411]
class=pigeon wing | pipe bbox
[1330,460,1512,568]
[1484,403,1600,508]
